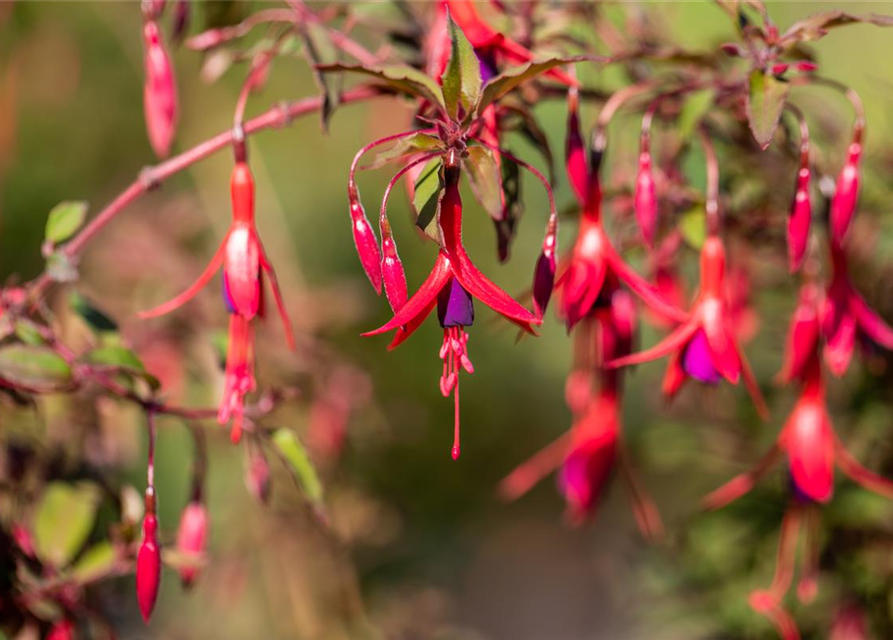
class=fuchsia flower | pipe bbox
[821,245,893,376]
[142,19,178,159]
[140,161,295,443]
[557,90,687,331]
[136,511,161,623]
[787,120,811,272]
[704,283,893,638]
[830,603,869,640]
[364,152,539,459]
[609,236,768,417]
[634,110,658,247]
[47,619,75,640]
[829,128,863,248]
[175,501,208,587]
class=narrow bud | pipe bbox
[565,86,588,206]
[47,619,75,640]
[533,227,557,318]
[348,183,383,294]
[171,0,190,44]
[634,151,658,247]
[245,448,271,503]
[787,165,811,272]
[829,139,862,247]
[143,20,179,158]
[175,502,208,588]
[136,512,162,623]
[381,225,408,313]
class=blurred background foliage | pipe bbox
[4,2,893,639]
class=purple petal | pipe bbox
[682,330,722,384]
[475,49,498,85]
[437,277,475,328]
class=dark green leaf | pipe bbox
[476,55,594,114]
[298,21,341,130]
[412,158,444,245]
[33,482,101,567]
[271,428,325,517]
[69,291,118,332]
[0,344,72,389]
[45,201,88,245]
[442,12,481,118]
[746,69,789,150]
[462,146,503,220]
[317,63,444,109]
[81,345,160,390]
[367,132,443,170]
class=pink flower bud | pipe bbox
[829,141,862,247]
[565,87,588,206]
[142,0,166,20]
[634,152,658,247]
[771,63,789,76]
[787,166,811,272]
[175,502,207,588]
[246,450,271,504]
[12,523,34,557]
[136,514,161,623]
[143,21,178,159]
[47,618,75,640]
[348,184,383,294]
[795,61,818,73]
[720,42,744,57]
[381,232,407,313]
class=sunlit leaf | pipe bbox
[0,344,73,389]
[70,291,118,333]
[746,69,789,150]
[45,201,88,245]
[271,428,325,518]
[413,158,444,245]
[81,345,160,390]
[441,12,481,118]
[33,482,101,567]
[679,206,706,249]
[476,55,594,114]
[70,541,118,584]
[317,63,444,108]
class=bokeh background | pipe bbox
[4,2,893,639]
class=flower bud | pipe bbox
[787,166,811,272]
[348,183,383,294]
[634,152,658,247]
[829,141,862,247]
[136,513,161,623]
[47,619,75,640]
[565,86,588,206]
[381,231,407,313]
[172,0,190,44]
[143,20,178,159]
[175,502,208,588]
[532,229,556,319]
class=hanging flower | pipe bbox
[175,501,208,588]
[142,19,178,158]
[140,161,295,442]
[136,510,161,623]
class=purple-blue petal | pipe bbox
[437,277,475,328]
[682,330,722,384]
[476,49,498,85]
[222,273,237,315]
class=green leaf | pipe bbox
[746,69,789,150]
[45,201,88,245]
[412,158,444,245]
[781,11,893,45]
[679,206,706,249]
[317,63,445,108]
[70,541,118,584]
[476,56,592,115]
[46,252,78,283]
[69,291,118,332]
[462,146,503,220]
[271,428,325,517]
[33,482,101,567]
[299,21,341,131]
[678,89,715,141]
[0,344,72,389]
[14,319,45,346]
[442,12,481,119]
[81,345,159,390]
[367,132,443,170]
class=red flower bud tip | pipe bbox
[787,166,811,272]
[175,502,208,588]
[634,152,658,247]
[47,619,75,640]
[795,61,818,73]
[829,141,862,247]
[533,231,557,319]
[136,514,161,623]
[142,20,178,159]
[720,42,744,56]
[348,186,383,295]
[11,523,34,557]
[771,63,789,76]
[381,232,407,313]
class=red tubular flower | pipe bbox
[136,512,161,623]
[821,245,893,376]
[787,137,811,272]
[364,153,539,459]
[778,282,822,385]
[829,131,863,248]
[142,20,178,159]
[47,619,75,640]
[140,162,295,443]
[175,501,208,588]
[348,182,383,294]
[830,603,869,640]
[634,114,658,247]
[444,0,577,87]
[608,236,768,417]
[565,86,588,206]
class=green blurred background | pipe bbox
[4,2,893,639]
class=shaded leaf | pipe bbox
[70,291,118,332]
[33,482,101,567]
[317,63,444,108]
[781,11,893,45]
[476,55,594,114]
[14,320,45,346]
[442,12,481,118]
[45,201,88,245]
[413,158,444,245]
[70,541,118,584]
[367,132,443,170]
[298,21,341,130]
[0,344,72,389]
[271,428,325,517]
[81,345,160,390]
[746,69,789,150]
[463,145,503,220]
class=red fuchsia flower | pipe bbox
[609,236,769,417]
[142,19,178,159]
[634,108,659,247]
[557,90,687,332]
[829,125,863,248]
[136,510,161,623]
[364,151,539,459]
[787,113,811,273]
[175,501,208,588]
[47,619,75,640]
[140,161,295,443]
[821,245,893,376]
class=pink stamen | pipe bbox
[439,327,473,460]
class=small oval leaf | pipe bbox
[0,344,73,389]
[271,428,325,517]
[746,69,789,150]
[45,201,88,245]
[33,482,101,568]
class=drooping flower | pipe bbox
[821,245,893,376]
[47,619,75,640]
[634,116,658,247]
[175,501,208,588]
[136,511,161,623]
[609,236,768,417]
[787,155,812,273]
[829,128,863,248]
[140,161,295,443]
[364,153,539,459]
[830,603,869,640]
[142,19,178,158]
